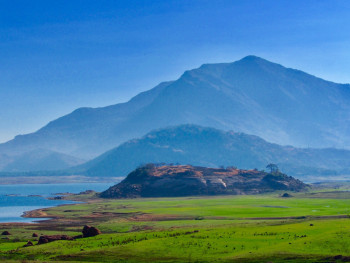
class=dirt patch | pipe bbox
[84,211,142,219]
[238,215,350,220]
[130,225,154,232]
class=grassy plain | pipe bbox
[1,189,350,262]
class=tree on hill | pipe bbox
[266,163,279,173]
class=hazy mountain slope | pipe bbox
[1,149,85,172]
[130,56,350,148]
[0,81,173,159]
[0,154,13,170]
[75,125,350,178]
[1,56,350,159]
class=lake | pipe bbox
[0,183,115,223]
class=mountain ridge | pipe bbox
[0,149,85,172]
[73,124,350,180]
[1,56,350,160]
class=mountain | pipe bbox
[0,154,13,170]
[100,164,308,198]
[0,149,85,172]
[1,56,350,159]
[0,81,173,159]
[75,125,350,179]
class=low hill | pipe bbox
[100,165,308,198]
[76,125,350,179]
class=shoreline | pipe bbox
[0,184,105,225]
[16,202,80,224]
[20,204,71,224]
[0,175,122,185]
[22,207,55,219]
[18,192,94,223]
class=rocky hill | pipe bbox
[1,56,350,160]
[100,165,308,198]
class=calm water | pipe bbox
[0,183,114,223]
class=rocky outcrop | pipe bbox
[36,226,101,245]
[38,235,74,244]
[100,165,308,198]
[1,231,11,235]
[281,193,293,198]
[82,225,101,238]
[23,241,34,247]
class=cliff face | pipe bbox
[100,165,308,198]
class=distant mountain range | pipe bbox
[0,149,84,172]
[1,56,350,160]
[72,125,350,179]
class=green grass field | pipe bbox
[1,190,350,262]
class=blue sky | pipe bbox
[1,0,350,142]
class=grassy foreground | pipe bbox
[1,190,350,262]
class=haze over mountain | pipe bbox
[1,56,350,160]
[74,125,350,179]
[0,149,85,172]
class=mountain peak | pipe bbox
[236,55,279,67]
[1,55,349,161]
[240,55,264,61]
[197,55,268,71]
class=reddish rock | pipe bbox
[23,241,34,247]
[100,165,308,198]
[38,237,49,244]
[38,235,73,244]
[281,193,293,198]
[1,231,11,235]
[82,225,101,238]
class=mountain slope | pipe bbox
[0,81,174,159]
[75,125,350,179]
[100,165,308,198]
[1,149,85,172]
[0,154,13,170]
[1,56,350,159]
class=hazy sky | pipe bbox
[1,0,350,143]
